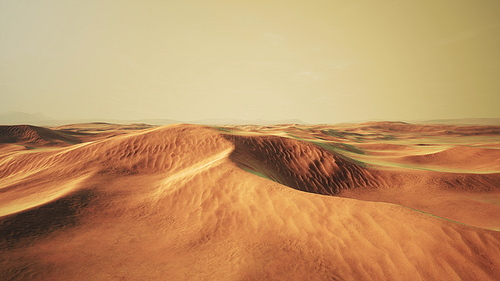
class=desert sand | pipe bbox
[0,122,499,280]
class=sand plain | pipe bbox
[0,122,499,280]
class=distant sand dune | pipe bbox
[395,146,500,171]
[0,125,80,146]
[355,121,500,136]
[1,123,499,280]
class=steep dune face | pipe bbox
[224,134,384,195]
[1,123,499,280]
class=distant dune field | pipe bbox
[1,122,499,280]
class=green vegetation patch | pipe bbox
[312,141,365,155]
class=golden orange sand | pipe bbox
[0,122,499,280]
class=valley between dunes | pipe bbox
[1,122,499,280]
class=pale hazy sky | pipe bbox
[1,0,499,123]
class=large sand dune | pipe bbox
[1,122,499,280]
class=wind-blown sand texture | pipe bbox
[1,122,499,280]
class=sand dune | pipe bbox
[0,125,81,147]
[394,146,500,171]
[225,134,381,195]
[1,122,499,280]
[354,121,500,136]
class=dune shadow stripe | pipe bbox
[0,189,95,249]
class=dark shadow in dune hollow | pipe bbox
[0,189,95,249]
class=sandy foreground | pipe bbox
[0,122,499,280]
